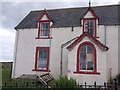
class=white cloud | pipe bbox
[0,27,15,62]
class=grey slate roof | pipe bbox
[15,4,120,29]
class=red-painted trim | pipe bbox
[74,71,100,75]
[37,21,50,39]
[35,37,52,39]
[32,47,50,72]
[36,9,51,39]
[88,7,98,19]
[75,41,100,75]
[82,18,97,37]
[82,7,98,19]
[67,32,109,51]
[38,9,51,21]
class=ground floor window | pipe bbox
[33,47,49,71]
[75,42,100,74]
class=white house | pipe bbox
[12,4,120,85]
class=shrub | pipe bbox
[116,74,120,85]
[54,76,77,89]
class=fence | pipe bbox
[1,79,119,90]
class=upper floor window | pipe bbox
[36,9,51,39]
[83,18,96,37]
[40,22,49,37]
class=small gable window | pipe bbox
[40,22,49,37]
[83,18,96,37]
[36,9,51,39]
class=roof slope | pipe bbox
[15,4,120,29]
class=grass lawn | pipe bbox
[2,69,11,85]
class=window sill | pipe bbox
[73,71,100,75]
[95,36,99,38]
[35,37,52,39]
[32,69,50,72]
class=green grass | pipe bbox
[2,69,11,85]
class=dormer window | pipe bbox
[36,9,51,39]
[84,19,96,36]
[40,21,49,37]
[82,6,98,37]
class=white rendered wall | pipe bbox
[119,25,120,74]
[49,27,82,79]
[12,27,83,78]
[105,26,119,81]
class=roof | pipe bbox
[15,4,120,29]
[67,32,109,51]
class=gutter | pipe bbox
[104,25,107,45]
[60,36,79,76]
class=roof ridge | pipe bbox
[31,4,119,12]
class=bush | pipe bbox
[54,76,77,88]
[116,74,120,85]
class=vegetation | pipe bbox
[116,74,120,85]
[54,76,77,89]
[2,68,12,86]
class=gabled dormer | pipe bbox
[36,9,51,39]
[82,4,98,38]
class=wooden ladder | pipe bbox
[37,73,54,87]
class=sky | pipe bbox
[0,0,120,62]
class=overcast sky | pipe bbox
[0,0,120,62]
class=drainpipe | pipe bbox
[12,29,19,78]
[104,25,107,45]
[60,36,79,76]
[48,27,52,72]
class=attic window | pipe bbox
[40,22,49,37]
[83,18,96,37]
[36,9,51,39]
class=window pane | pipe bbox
[87,61,93,70]
[84,20,95,36]
[37,49,48,69]
[80,45,86,53]
[80,60,86,70]
[38,59,47,68]
[87,44,93,53]
[40,22,49,36]
[80,45,87,70]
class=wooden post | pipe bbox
[26,82,28,88]
[16,82,17,87]
[85,82,86,90]
[94,82,96,90]
[114,79,117,90]
[104,82,107,90]
[4,82,6,87]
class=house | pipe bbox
[12,4,120,85]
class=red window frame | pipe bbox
[32,47,50,72]
[74,42,100,75]
[36,20,50,39]
[82,18,97,38]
